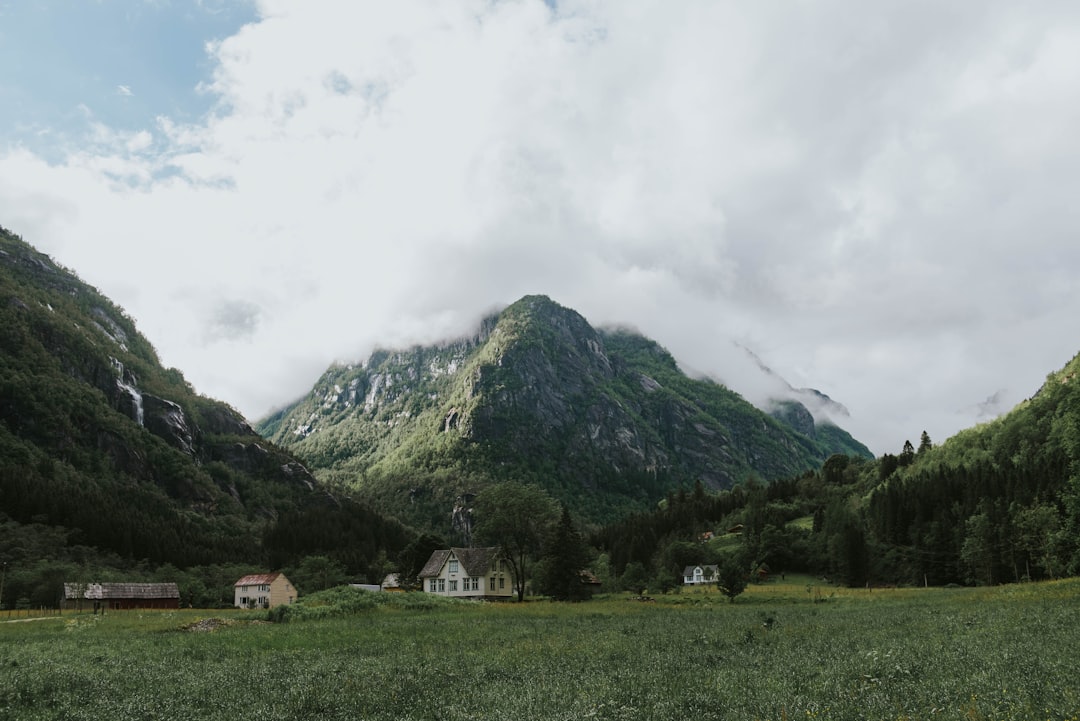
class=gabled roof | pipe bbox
[579,570,602,586]
[418,550,450,579]
[682,565,718,577]
[455,547,500,577]
[234,573,283,587]
[419,547,500,578]
[63,582,180,600]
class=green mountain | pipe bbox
[0,225,408,574]
[258,295,871,529]
[864,348,1080,583]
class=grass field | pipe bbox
[1,577,1078,720]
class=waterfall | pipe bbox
[111,357,144,427]
[116,378,144,426]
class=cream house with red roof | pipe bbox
[419,547,514,600]
[233,572,296,609]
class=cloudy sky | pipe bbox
[2,0,1078,456]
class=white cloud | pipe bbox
[3,0,1080,455]
[117,85,133,97]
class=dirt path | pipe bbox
[1,615,63,623]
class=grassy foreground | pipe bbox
[1,578,1078,720]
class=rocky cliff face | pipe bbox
[260,295,871,525]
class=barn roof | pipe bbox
[63,582,180,600]
[234,573,282,587]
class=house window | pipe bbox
[438,579,446,592]
[449,560,459,574]
[489,577,495,590]
[449,580,458,592]
[499,577,505,590]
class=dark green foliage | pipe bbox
[619,561,649,594]
[262,497,413,582]
[284,555,349,594]
[535,505,592,601]
[715,551,749,602]
[821,454,849,484]
[395,533,448,590]
[898,439,916,467]
[592,467,845,580]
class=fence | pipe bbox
[1,608,63,620]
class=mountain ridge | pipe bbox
[259,295,871,529]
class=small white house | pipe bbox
[419,547,514,600]
[682,565,718,586]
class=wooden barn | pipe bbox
[63,582,180,611]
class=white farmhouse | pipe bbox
[682,565,719,586]
[419,547,514,600]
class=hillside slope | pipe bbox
[0,225,406,570]
[259,295,871,528]
[864,348,1080,582]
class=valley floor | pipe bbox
[0,578,1077,720]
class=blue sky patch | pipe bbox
[0,0,256,158]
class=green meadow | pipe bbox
[1,578,1078,721]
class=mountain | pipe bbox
[0,225,408,573]
[258,295,871,528]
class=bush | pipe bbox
[268,586,464,623]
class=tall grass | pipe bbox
[1,580,1077,720]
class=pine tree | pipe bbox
[898,440,916,467]
[918,431,933,455]
[536,505,592,601]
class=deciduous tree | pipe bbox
[716,552,749,603]
[474,482,557,601]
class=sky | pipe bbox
[2,0,1079,456]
